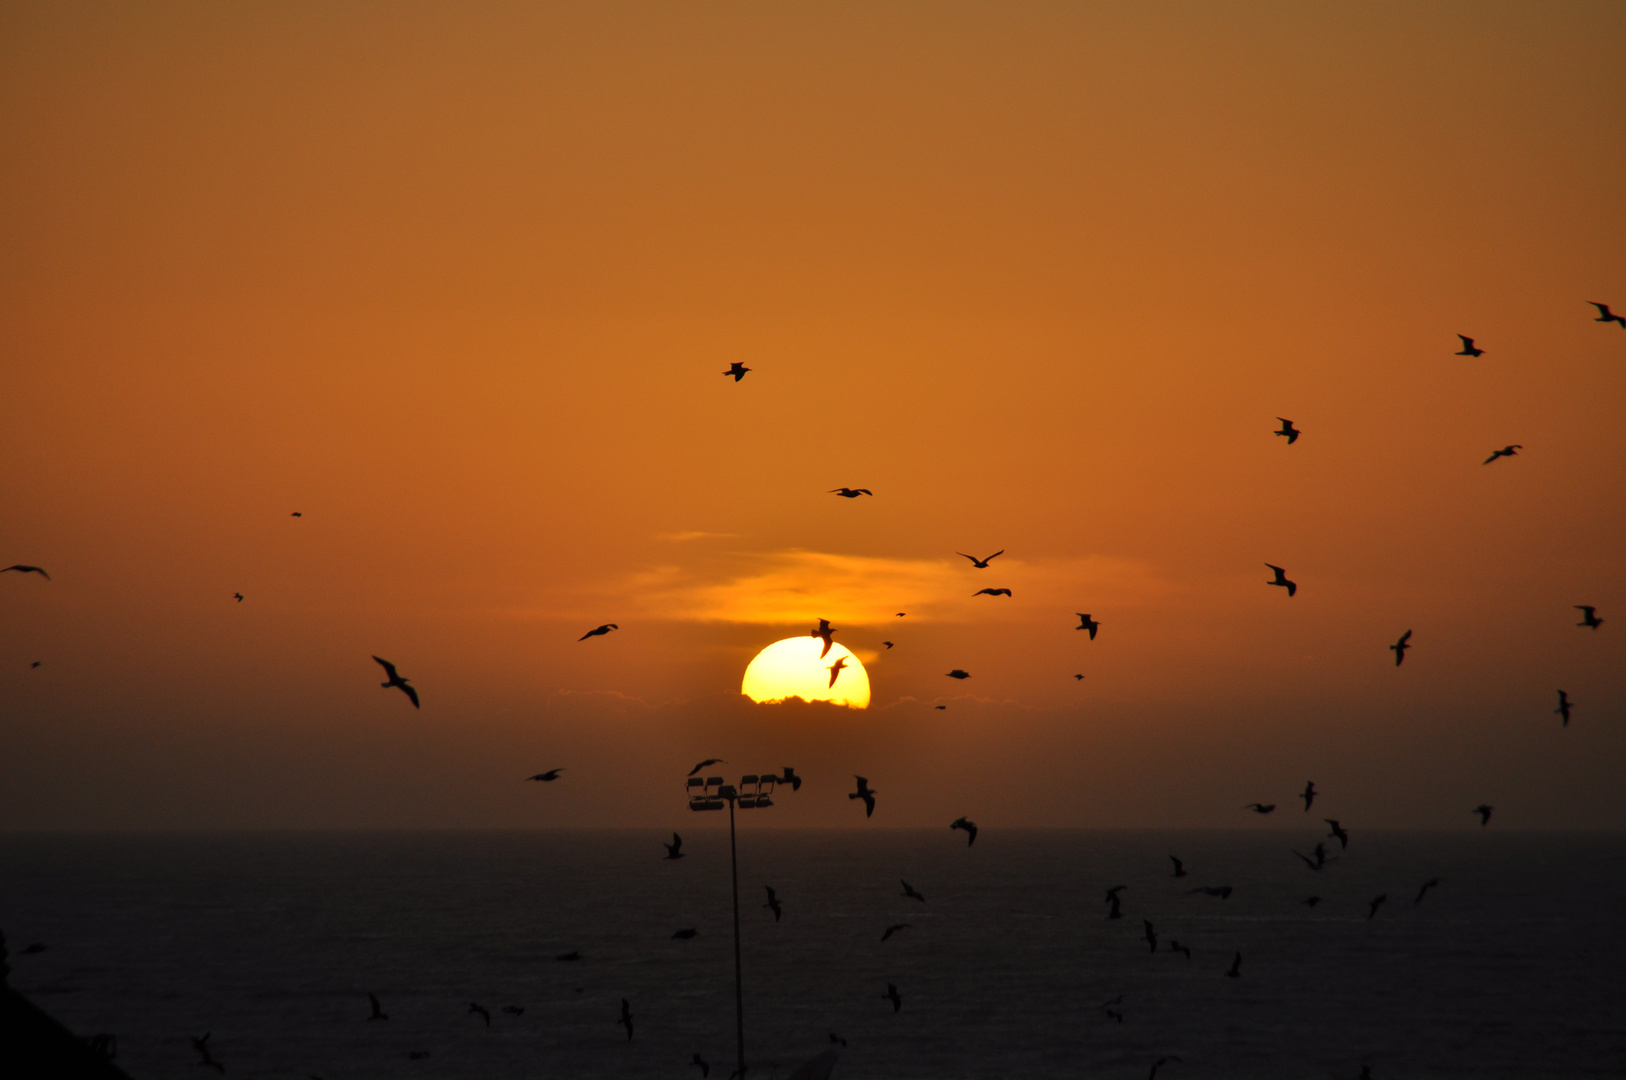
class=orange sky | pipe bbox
[2,1,1622,831]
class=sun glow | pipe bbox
[741,637,871,708]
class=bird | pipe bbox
[407,1050,430,1060]
[850,776,876,817]
[1303,895,1322,907]
[1225,952,1242,978]
[882,982,902,1013]
[829,488,872,498]
[1105,885,1128,902]
[811,618,839,657]
[1455,334,1484,356]
[1149,1057,1183,1080]
[191,1033,225,1073]
[233,593,243,602]
[469,1002,491,1027]
[1482,445,1522,465]
[1473,804,1494,826]
[901,880,926,902]
[578,623,618,640]
[1291,849,1324,872]
[1589,301,1626,327]
[1104,1008,1124,1023]
[1,565,50,580]
[945,669,971,679]
[826,656,849,687]
[1073,673,1085,680]
[29,661,40,669]
[1169,855,1187,877]
[723,362,751,381]
[1168,939,1192,959]
[763,885,783,921]
[1576,605,1603,629]
[672,928,698,940]
[1390,630,1412,666]
[957,550,1004,568]
[368,993,388,1021]
[663,833,684,859]
[1245,803,1276,814]
[882,641,894,649]
[896,612,906,617]
[1555,690,1573,727]
[1187,885,1233,899]
[291,511,303,517]
[556,951,582,961]
[1275,418,1300,444]
[972,587,1012,597]
[526,769,563,782]
[692,1052,711,1077]
[828,1033,848,1048]
[688,759,725,776]
[1265,564,1297,597]
[1143,920,1158,953]
[618,998,634,1040]
[950,817,978,846]
[19,942,47,955]
[501,1006,524,1015]
[777,766,802,791]
[1326,819,1349,848]
[881,923,911,942]
[371,656,419,708]
[1300,781,1317,811]
[1106,893,1123,920]
[1367,894,1387,920]
[1414,878,1442,905]
[934,704,947,710]
[1075,613,1100,639]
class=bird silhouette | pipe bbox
[19,942,47,955]
[945,669,971,680]
[1105,884,1128,902]
[774,766,802,791]
[1169,855,1187,877]
[723,362,751,382]
[469,1002,491,1027]
[828,1032,848,1048]
[1483,445,1522,464]
[578,623,618,640]
[829,488,872,498]
[1555,690,1573,727]
[672,928,698,940]
[1073,673,1085,680]
[1291,849,1324,872]
[1143,919,1158,953]
[1473,804,1494,826]
[1275,418,1300,444]
[1188,885,1233,899]
[663,833,685,859]
[810,618,838,658]
[1414,878,1442,905]
[1245,803,1276,814]
[29,661,40,669]
[881,923,911,941]
[233,593,243,602]
[950,817,978,846]
[1300,781,1317,811]
[619,998,634,1040]
[972,588,1012,597]
[850,776,876,817]
[763,885,783,921]
[1107,893,1123,920]
[689,759,725,776]
[1265,564,1297,597]
[1,565,50,580]
[883,641,894,649]
[957,550,1005,568]
[692,1052,711,1077]
[1168,939,1192,959]
[556,951,582,961]
[1149,1057,1183,1080]
[1589,302,1626,327]
[901,880,926,902]
[372,656,419,708]
[191,1033,225,1073]
[291,511,303,517]
[825,656,849,688]
[1304,895,1322,907]
[934,704,947,710]
[1367,894,1387,919]
[407,1050,430,1060]
[526,769,563,782]
[1076,613,1100,639]
[1325,819,1349,848]
[1104,1008,1124,1023]
[882,982,902,1013]
[1576,605,1603,629]
[1455,334,1484,356]
[1390,629,1412,665]
[1225,952,1242,978]
[367,993,388,1021]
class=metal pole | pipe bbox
[729,795,745,1078]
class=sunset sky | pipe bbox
[2,1,1622,832]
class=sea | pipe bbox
[2,829,1623,1079]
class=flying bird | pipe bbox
[1105,885,1128,902]
[1,565,50,580]
[1225,951,1242,978]
[1244,803,1276,814]
[1576,605,1603,629]
[1168,939,1192,959]
[1265,564,1297,597]
[1367,894,1387,920]
[1169,855,1187,877]
[829,488,872,498]
[882,982,902,1013]
[1073,673,1085,680]
[901,880,926,902]
[1455,334,1484,356]
[1275,418,1300,444]
[972,588,1012,597]
[1188,885,1233,899]
[811,618,838,658]
[579,623,618,640]
[763,885,783,921]
[882,641,894,649]
[1555,690,1573,727]
[663,833,684,859]
[618,999,634,1041]
[692,1052,711,1077]
[850,776,877,817]
[1107,893,1123,920]
[29,661,40,669]
[191,1033,225,1074]
[1325,819,1349,848]
[950,817,978,846]
[945,669,971,680]
[1300,781,1317,811]
[1390,629,1412,665]
[233,593,243,602]
[468,1002,491,1028]
[828,1033,848,1048]
[1304,895,1322,907]
[1292,848,1332,872]
[291,511,302,517]
[1149,1057,1184,1080]
[934,704,947,709]
[367,993,388,1020]
[1143,920,1158,953]
[1473,804,1494,826]
[881,923,912,942]
[1589,301,1626,327]
[1075,613,1100,638]
[672,928,698,940]
[1414,878,1442,905]
[775,766,802,791]
[826,656,849,688]
[526,769,563,782]
[688,759,725,776]
[957,550,1004,568]
[1483,445,1522,464]
[555,951,582,961]
[371,656,419,708]
[723,362,751,382]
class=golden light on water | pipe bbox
[740,637,871,709]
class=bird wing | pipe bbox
[956,552,978,564]
[1591,302,1610,316]
[372,656,399,679]
[986,550,1004,561]
[1458,335,1472,346]
[400,683,420,708]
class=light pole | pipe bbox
[687,769,793,1079]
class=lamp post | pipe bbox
[687,769,792,1079]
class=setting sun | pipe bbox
[741,637,871,708]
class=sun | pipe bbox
[741,637,871,708]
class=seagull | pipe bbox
[850,776,876,817]
[811,618,838,658]
[1245,803,1276,814]
[1225,952,1242,978]
[950,817,978,846]
[1169,855,1187,877]
[1367,894,1387,920]
[829,488,872,498]
[1555,690,1573,727]
[825,656,849,688]
[934,704,947,709]
[1589,302,1626,327]
[1304,895,1323,907]
[723,362,751,382]
[371,656,419,708]
[882,982,902,1013]
[1455,334,1484,357]
[972,587,1012,597]
[233,593,243,602]
[896,612,906,617]
[1414,878,1442,905]
[776,767,802,791]
[1473,804,1494,826]
[828,1033,848,1048]
[1073,673,1085,680]
[1576,605,1603,629]
[1325,819,1349,848]
[291,511,303,517]
[29,661,40,669]
[672,928,698,940]
[1483,445,1522,465]
[957,550,1004,568]
[663,833,684,859]
[191,1033,225,1073]
[1275,418,1300,444]
[1143,919,1158,953]
[945,669,971,679]
[555,951,582,961]
[618,998,634,1041]
[368,993,388,1021]
[1075,613,1100,639]
[688,759,725,776]
[881,923,912,941]
[1187,885,1233,899]
[526,769,563,782]
[1265,564,1297,597]
[1300,781,1317,811]
[578,623,618,640]
[692,1052,711,1077]
[1149,1057,1184,1079]
[1107,893,1123,920]
[1168,939,1192,959]
[901,880,926,902]
[1390,629,1412,666]
[1105,885,1128,902]
[1,565,50,580]
[1291,848,1330,872]
[1104,1008,1124,1023]
[882,641,894,649]
[407,1050,430,1060]
[469,1002,491,1027]
[763,886,782,921]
